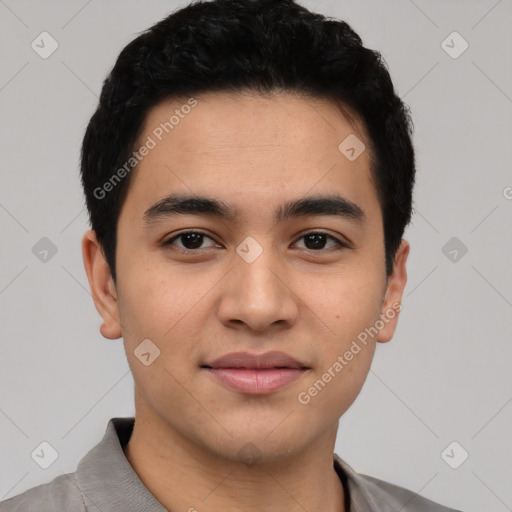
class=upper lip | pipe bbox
[202,351,308,370]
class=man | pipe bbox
[1,0,463,510]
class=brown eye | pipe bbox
[294,232,346,251]
[164,231,216,250]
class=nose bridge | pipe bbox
[237,237,288,300]
[217,237,298,331]
[238,247,282,294]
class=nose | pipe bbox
[217,247,300,334]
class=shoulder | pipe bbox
[357,473,463,512]
[0,472,85,512]
[334,455,463,512]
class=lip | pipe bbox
[204,350,307,370]
[202,351,309,395]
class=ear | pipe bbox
[82,229,122,340]
[376,239,410,343]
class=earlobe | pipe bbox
[377,239,410,343]
[82,229,123,340]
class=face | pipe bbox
[83,91,409,462]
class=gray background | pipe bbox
[1,1,511,511]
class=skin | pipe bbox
[82,91,409,512]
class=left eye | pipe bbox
[293,232,346,251]
[163,231,346,251]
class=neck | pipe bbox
[123,397,345,512]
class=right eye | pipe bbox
[162,231,219,251]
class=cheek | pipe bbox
[326,344,375,415]
[116,265,206,410]
[295,337,376,428]
[116,259,222,391]
[117,257,205,335]
[307,265,384,337]
[297,266,383,404]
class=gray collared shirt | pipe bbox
[0,417,462,511]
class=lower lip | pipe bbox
[204,368,305,395]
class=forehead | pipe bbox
[121,91,380,225]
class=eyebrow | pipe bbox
[142,193,366,226]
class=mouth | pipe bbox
[201,351,309,395]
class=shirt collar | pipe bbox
[76,417,375,512]
[76,417,167,511]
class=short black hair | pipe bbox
[80,0,416,284]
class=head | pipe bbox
[82,0,414,463]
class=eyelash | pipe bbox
[162,230,349,253]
